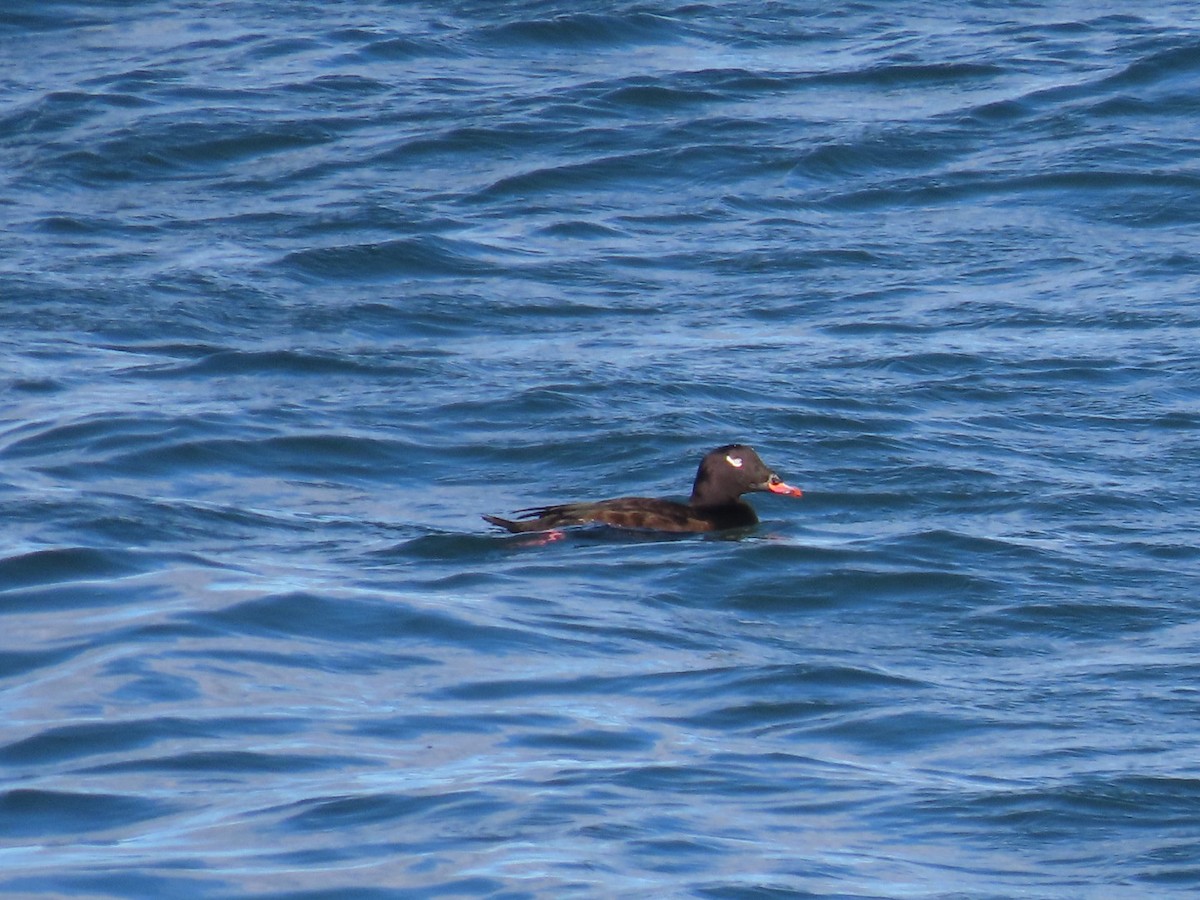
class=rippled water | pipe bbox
[3,2,1200,897]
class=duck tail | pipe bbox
[482,513,532,533]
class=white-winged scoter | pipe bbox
[483,444,802,534]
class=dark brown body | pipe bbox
[483,444,801,534]
[483,496,760,533]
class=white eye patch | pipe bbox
[725,455,744,468]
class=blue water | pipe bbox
[3,1,1200,896]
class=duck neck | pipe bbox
[689,480,741,508]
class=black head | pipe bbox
[688,444,803,507]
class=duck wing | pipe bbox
[483,497,725,533]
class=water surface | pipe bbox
[3,2,1200,897]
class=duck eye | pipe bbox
[725,455,744,468]
[768,474,780,485]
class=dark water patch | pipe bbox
[280,236,502,281]
[471,152,657,202]
[809,708,991,753]
[508,726,657,753]
[1000,354,1160,385]
[278,789,497,833]
[79,63,190,95]
[674,698,836,734]
[695,881,871,899]
[239,35,324,63]
[537,219,629,239]
[350,710,570,742]
[380,532,528,565]
[0,643,87,682]
[658,663,932,735]
[0,788,179,838]
[105,659,201,705]
[974,597,1176,641]
[664,67,816,100]
[0,89,139,142]
[127,348,393,380]
[46,116,335,186]
[430,671,640,704]
[33,212,147,238]
[154,116,336,169]
[256,885,501,900]
[804,60,1005,89]
[1153,408,1200,430]
[792,131,955,180]
[0,872,221,900]
[0,715,304,768]
[171,644,438,676]
[1089,91,1200,120]
[527,604,724,655]
[0,580,175,616]
[9,375,64,393]
[782,566,993,610]
[592,760,803,800]
[192,590,551,654]
[0,8,107,34]
[966,96,1034,124]
[287,72,390,96]
[479,11,676,49]
[2,411,226,463]
[880,529,1054,566]
[707,662,926,698]
[81,749,368,776]
[384,122,564,162]
[91,432,423,482]
[600,79,722,111]
[0,546,143,593]
[338,29,465,63]
[433,661,921,709]
[626,837,734,876]
[1102,38,1200,89]
[169,119,339,168]
[711,244,888,276]
[821,169,1200,218]
[64,494,320,550]
[664,530,1001,612]
[932,773,1200,840]
[288,298,485,344]
[466,138,782,204]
